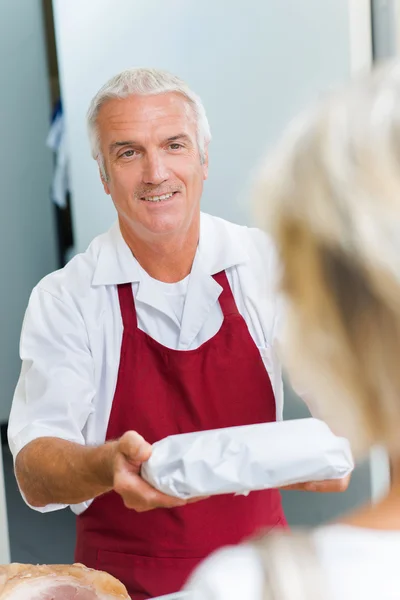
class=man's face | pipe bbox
[97,92,208,240]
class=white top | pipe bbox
[8,212,285,515]
[185,525,400,600]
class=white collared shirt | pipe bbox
[186,525,400,600]
[8,212,285,514]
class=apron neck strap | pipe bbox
[117,271,239,329]
[212,271,239,317]
[117,283,138,330]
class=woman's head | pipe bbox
[255,61,400,457]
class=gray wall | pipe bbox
[371,0,400,60]
[0,1,58,422]
[53,0,352,254]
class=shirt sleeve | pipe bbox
[8,286,96,511]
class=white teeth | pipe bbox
[143,192,174,202]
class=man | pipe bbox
[8,68,348,599]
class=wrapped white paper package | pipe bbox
[141,418,354,499]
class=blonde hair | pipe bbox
[255,60,400,457]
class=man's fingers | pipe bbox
[118,431,152,465]
[114,469,186,511]
[283,475,351,493]
[113,432,189,512]
[307,475,350,493]
[114,432,211,511]
[186,496,210,504]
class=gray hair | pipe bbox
[87,68,211,179]
[255,60,400,457]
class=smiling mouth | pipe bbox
[140,192,178,203]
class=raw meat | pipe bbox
[0,563,130,599]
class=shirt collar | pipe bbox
[92,213,249,286]
[197,212,249,275]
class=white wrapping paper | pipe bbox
[141,418,353,499]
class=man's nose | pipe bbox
[142,151,169,185]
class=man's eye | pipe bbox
[169,143,183,150]
[121,149,136,158]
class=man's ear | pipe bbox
[202,145,209,181]
[98,162,110,195]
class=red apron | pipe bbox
[75,271,287,599]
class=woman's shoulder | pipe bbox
[313,522,400,552]
[312,524,400,600]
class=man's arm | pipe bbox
[15,437,116,507]
[11,290,190,511]
[15,431,188,511]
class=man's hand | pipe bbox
[15,433,206,510]
[281,474,351,493]
[113,431,204,512]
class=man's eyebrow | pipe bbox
[165,134,191,143]
[109,134,191,153]
[109,140,139,152]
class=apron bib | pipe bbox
[75,271,287,598]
